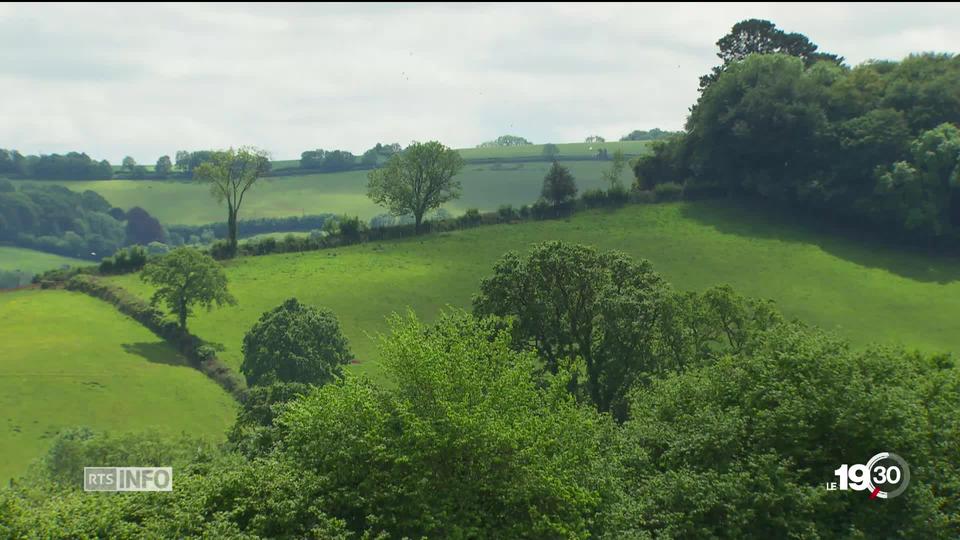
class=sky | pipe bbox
[1,2,958,163]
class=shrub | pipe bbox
[208,239,234,260]
[497,204,518,221]
[630,189,656,204]
[459,208,482,227]
[653,181,684,202]
[98,245,148,275]
[580,188,608,208]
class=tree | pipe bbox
[585,135,606,143]
[366,141,464,234]
[477,135,533,147]
[612,325,960,538]
[602,149,627,189]
[140,247,235,331]
[540,161,577,212]
[131,165,148,180]
[174,150,190,172]
[155,155,172,178]
[124,206,166,245]
[241,298,352,388]
[121,156,136,173]
[542,143,559,159]
[275,311,619,538]
[193,146,271,257]
[700,18,842,91]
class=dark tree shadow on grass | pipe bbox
[679,199,960,285]
[122,342,189,367]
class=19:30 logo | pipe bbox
[828,452,910,499]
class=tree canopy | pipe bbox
[366,140,464,233]
[241,298,352,387]
[140,247,235,330]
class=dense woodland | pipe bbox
[635,20,960,245]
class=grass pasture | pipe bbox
[0,289,237,481]
[0,246,87,277]
[108,200,960,383]
[14,160,620,226]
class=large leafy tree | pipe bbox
[193,146,271,256]
[155,155,172,178]
[700,18,843,91]
[275,312,620,538]
[140,247,235,331]
[474,242,781,418]
[613,324,960,538]
[241,298,352,387]
[366,141,464,234]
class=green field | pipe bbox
[457,140,649,160]
[108,201,960,382]
[0,289,237,481]
[15,160,620,226]
[0,246,87,276]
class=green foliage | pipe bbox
[99,245,148,274]
[664,49,960,243]
[542,142,559,158]
[0,183,125,258]
[653,181,684,202]
[300,149,357,172]
[275,312,620,538]
[541,161,577,210]
[366,140,465,232]
[155,155,173,178]
[476,134,533,147]
[141,247,235,330]
[602,149,627,189]
[241,298,351,387]
[620,128,680,141]
[614,325,960,538]
[193,146,272,256]
[700,18,842,91]
[473,242,781,418]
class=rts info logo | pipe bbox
[826,452,910,499]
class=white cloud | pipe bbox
[0,2,957,162]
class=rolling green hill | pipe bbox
[14,160,622,226]
[0,289,237,481]
[0,246,87,277]
[108,201,960,383]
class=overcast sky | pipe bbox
[1,2,958,162]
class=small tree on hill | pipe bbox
[540,161,577,214]
[542,143,560,159]
[122,156,136,173]
[141,247,235,331]
[241,298,352,387]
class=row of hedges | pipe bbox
[64,274,245,399]
[216,185,714,260]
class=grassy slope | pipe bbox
[109,201,960,383]
[14,160,619,226]
[0,289,237,481]
[0,246,87,275]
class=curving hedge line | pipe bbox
[64,274,245,400]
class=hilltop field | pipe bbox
[13,160,622,227]
[107,200,960,380]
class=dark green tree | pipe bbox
[241,298,352,387]
[540,161,578,212]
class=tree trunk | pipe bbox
[178,300,188,332]
[227,206,238,257]
[414,212,423,235]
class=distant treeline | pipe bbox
[0,150,114,180]
[167,214,336,243]
[619,128,681,141]
[635,51,960,246]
